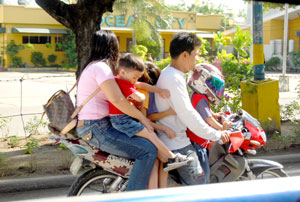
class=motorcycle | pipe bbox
[170,108,288,185]
[49,108,287,196]
[208,108,288,182]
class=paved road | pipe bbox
[0,159,299,202]
[0,71,299,138]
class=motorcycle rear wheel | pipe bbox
[68,168,123,196]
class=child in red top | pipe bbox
[109,53,192,172]
[186,63,233,183]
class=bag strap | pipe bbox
[67,80,78,94]
[69,59,108,119]
[71,86,102,119]
[48,59,108,136]
[60,86,101,135]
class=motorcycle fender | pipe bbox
[210,154,246,183]
[70,156,83,175]
[247,159,284,176]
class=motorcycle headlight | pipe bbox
[260,131,267,143]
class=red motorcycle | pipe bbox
[49,108,287,196]
[208,108,287,182]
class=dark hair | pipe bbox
[138,68,151,83]
[145,62,161,85]
[118,53,145,73]
[81,30,119,75]
[169,32,201,59]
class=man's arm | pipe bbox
[164,76,221,141]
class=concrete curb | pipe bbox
[0,175,77,193]
[254,153,300,164]
[1,153,300,193]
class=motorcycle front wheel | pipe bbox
[68,168,124,196]
[240,168,288,180]
[255,168,288,179]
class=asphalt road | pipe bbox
[1,159,300,202]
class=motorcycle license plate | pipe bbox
[70,157,83,175]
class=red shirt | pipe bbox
[186,93,210,148]
[109,77,137,115]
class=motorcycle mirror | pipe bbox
[238,109,243,118]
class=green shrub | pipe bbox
[289,48,300,67]
[210,50,254,113]
[31,52,46,67]
[48,54,57,64]
[265,57,281,70]
[280,101,300,122]
[51,64,61,67]
[131,45,148,61]
[6,40,24,66]
[8,136,20,148]
[154,57,171,70]
[59,30,77,68]
[24,138,39,154]
[45,42,52,48]
[138,38,161,59]
[12,56,22,67]
[24,43,34,50]
[0,56,5,67]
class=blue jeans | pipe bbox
[191,141,210,184]
[76,117,157,191]
[110,114,144,137]
[172,144,205,185]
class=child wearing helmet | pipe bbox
[187,63,233,183]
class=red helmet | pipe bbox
[188,63,225,105]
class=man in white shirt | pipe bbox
[156,32,230,185]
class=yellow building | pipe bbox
[225,6,300,62]
[0,4,222,68]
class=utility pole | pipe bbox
[282,3,288,76]
[241,1,281,133]
[279,3,289,92]
[252,1,265,81]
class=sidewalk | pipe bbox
[1,152,300,193]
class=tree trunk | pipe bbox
[35,0,116,79]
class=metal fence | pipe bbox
[0,72,75,138]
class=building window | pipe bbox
[55,37,63,52]
[22,36,51,44]
[126,38,132,52]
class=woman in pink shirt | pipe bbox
[76,30,157,191]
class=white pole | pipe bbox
[282,3,289,76]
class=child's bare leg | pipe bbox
[157,152,168,163]
[158,161,168,188]
[136,128,175,159]
[148,159,159,189]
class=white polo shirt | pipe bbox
[155,65,221,150]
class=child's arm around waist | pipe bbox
[135,82,170,98]
[129,91,146,103]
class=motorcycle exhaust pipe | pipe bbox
[109,176,124,192]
